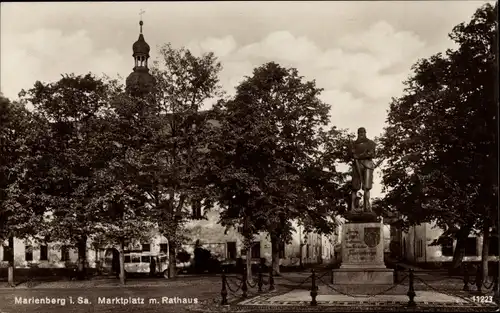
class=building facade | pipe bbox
[392,221,499,264]
[0,207,336,270]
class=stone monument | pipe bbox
[332,127,393,285]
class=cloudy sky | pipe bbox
[0,1,492,197]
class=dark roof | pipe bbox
[133,34,150,56]
[125,71,155,96]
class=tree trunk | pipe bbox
[246,245,252,280]
[451,225,472,269]
[168,240,177,279]
[118,240,126,285]
[271,234,280,275]
[481,220,490,280]
[299,244,304,268]
[8,236,14,287]
[76,235,87,280]
[94,246,101,275]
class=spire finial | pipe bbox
[139,9,145,34]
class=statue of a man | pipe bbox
[350,127,376,212]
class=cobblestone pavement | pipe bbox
[0,272,498,313]
[0,276,226,313]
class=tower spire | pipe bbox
[139,9,145,34]
[126,9,155,97]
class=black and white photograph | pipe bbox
[0,1,498,312]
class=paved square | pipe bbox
[240,290,468,306]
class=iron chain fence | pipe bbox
[220,264,500,308]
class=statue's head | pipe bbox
[357,127,367,139]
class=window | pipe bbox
[465,237,477,256]
[278,242,285,259]
[441,238,454,257]
[416,239,423,258]
[40,245,48,261]
[489,236,499,256]
[142,244,151,252]
[125,255,131,263]
[227,242,237,259]
[2,245,11,262]
[141,256,151,263]
[131,255,140,263]
[160,244,168,253]
[251,242,261,259]
[25,245,33,261]
[61,246,70,262]
[306,244,310,258]
[192,199,202,219]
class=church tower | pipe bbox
[126,18,155,96]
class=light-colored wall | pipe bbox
[0,237,97,269]
[400,221,498,263]
[1,209,336,269]
[183,210,335,266]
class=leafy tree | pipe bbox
[94,90,165,284]
[18,73,121,279]
[0,94,48,286]
[209,62,346,275]
[379,3,497,274]
[107,43,224,279]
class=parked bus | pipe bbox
[124,252,169,278]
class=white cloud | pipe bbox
[1,28,127,100]
[2,1,488,199]
[221,60,255,94]
[238,31,321,64]
[199,35,237,58]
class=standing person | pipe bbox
[112,250,120,278]
[150,256,156,277]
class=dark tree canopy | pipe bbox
[209,62,348,244]
[0,95,48,240]
[379,3,497,234]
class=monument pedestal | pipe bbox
[333,219,393,285]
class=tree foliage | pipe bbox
[0,95,48,241]
[209,62,347,259]
[379,3,497,237]
[102,43,224,278]
[18,73,122,278]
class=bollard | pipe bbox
[463,263,470,291]
[241,265,248,298]
[269,267,275,291]
[493,273,499,304]
[258,262,264,292]
[407,269,416,307]
[475,264,483,293]
[310,269,318,306]
[221,271,228,305]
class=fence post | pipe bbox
[241,265,248,298]
[258,259,264,293]
[269,266,275,291]
[493,272,499,304]
[475,264,483,293]
[463,263,470,291]
[407,269,416,307]
[310,269,318,306]
[221,270,228,306]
